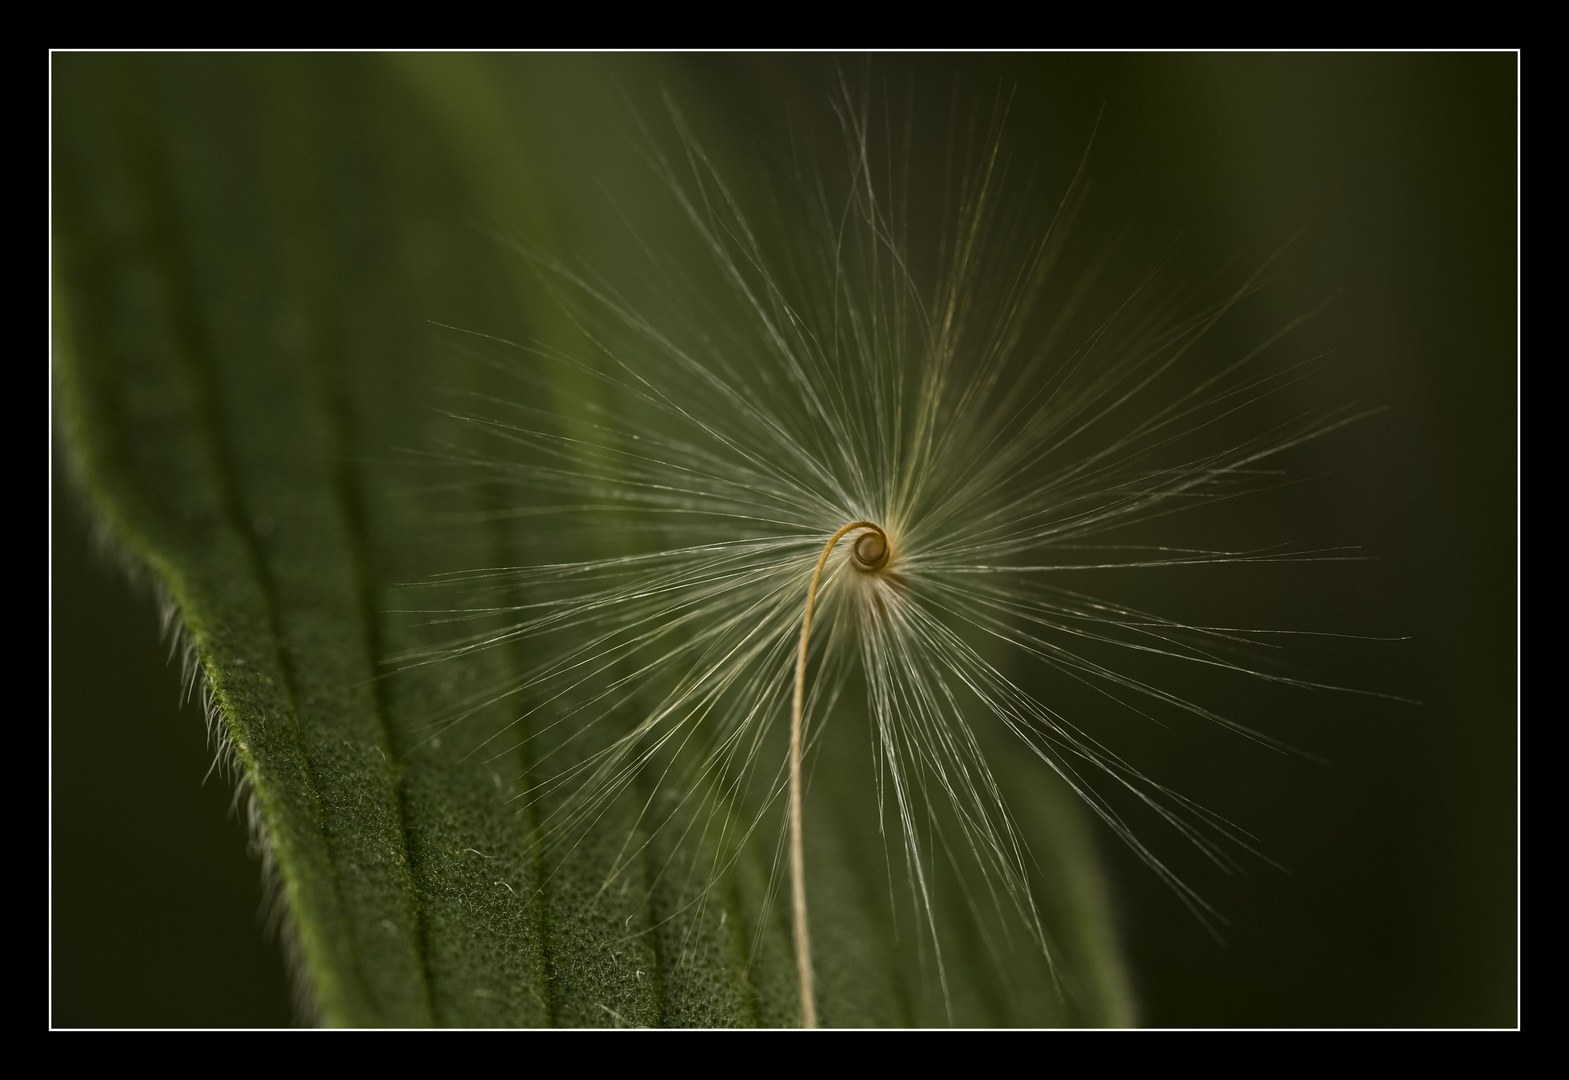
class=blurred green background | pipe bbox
[50,53,1516,1027]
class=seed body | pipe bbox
[851,529,889,572]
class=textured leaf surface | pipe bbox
[52,53,1133,1027]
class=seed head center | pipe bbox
[851,528,889,572]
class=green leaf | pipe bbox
[52,53,1134,1027]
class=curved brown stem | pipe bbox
[790,520,887,1029]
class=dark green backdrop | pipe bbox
[50,53,1517,1027]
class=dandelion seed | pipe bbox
[396,84,1387,1027]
